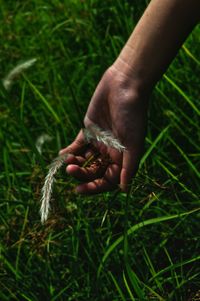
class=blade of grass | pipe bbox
[15,206,29,277]
[125,262,145,300]
[140,125,170,167]
[122,270,136,301]
[142,282,165,301]
[163,247,180,288]
[157,160,198,198]
[164,110,200,151]
[139,192,160,218]
[108,271,127,301]
[0,253,22,280]
[164,74,200,116]
[3,147,11,189]
[26,77,60,123]
[182,45,200,67]
[168,136,200,178]
[156,86,199,130]
[20,82,26,121]
[19,293,33,301]
[143,247,163,291]
[51,281,73,301]
[0,283,20,301]
[123,191,145,300]
[149,255,200,282]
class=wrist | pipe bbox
[106,64,150,108]
[110,57,153,99]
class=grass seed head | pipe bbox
[3,58,37,91]
[40,154,67,224]
[83,124,125,152]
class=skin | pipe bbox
[60,0,200,194]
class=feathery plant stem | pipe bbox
[83,124,125,152]
[3,58,37,91]
[40,154,68,224]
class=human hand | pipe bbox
[59,65,149,194]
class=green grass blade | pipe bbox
[149,255,200,282]
[51,282,73,301]
[140,125,170,167]
[15,206,29,276]
[164,74,200,116]
[142,283,165,301]
[169,137,200,178]
[143,247,163,291]
[0,253,22,280]
[182,45,200,67]
[108,271,127,301]
[19,293,33,301]
[122,270,136,301]
[125,263,145,299]
[163,247,180,288]
[26,78,60,123]
[157,160,198,198]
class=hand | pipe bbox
[59,65,149,194]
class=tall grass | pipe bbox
[0,0,199,300]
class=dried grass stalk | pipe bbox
[83,124,125,152]
[3,58,37,91]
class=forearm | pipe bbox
[113,0,200,93]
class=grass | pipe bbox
[0,0,200,300]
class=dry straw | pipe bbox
[40,125,125,223]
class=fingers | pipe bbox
[120,149,140,192]
[64,154,86,165]
[59,130,86,156]
[68,163,120,194]
[76,178,115,194]
[66,159,107,182]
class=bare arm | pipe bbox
[114,0,200,93]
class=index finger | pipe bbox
[59,130,87,156]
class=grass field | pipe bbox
[0,1,200,300]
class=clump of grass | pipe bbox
[40,125,125,223]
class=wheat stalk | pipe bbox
[3,58,37,91]
[83,124,125,152]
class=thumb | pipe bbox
[59,130,86,156]
[120,149,140,192]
